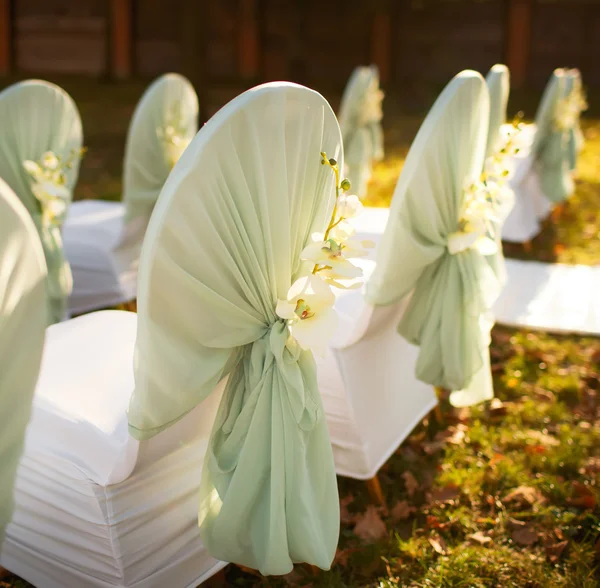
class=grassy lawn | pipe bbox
[1,80,599,588]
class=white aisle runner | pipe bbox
[352,207,600,336]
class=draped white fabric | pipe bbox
[0,179,47,547]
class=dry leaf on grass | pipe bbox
[468,531,492,546]
[503,485,546,507]
[512,526,538,546]
[428,534,448,555]
[402,471,419,497]
[353,505,387,542]
[568,482,597,509]
[428,485,461,505]
[391,500,416,521]
[525,429,560,446]
[545,540,568,562]
[339,494,356,525]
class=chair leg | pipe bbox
[522,240,532,253]
[365,474,387,509]
[433,386,444,424]
[308,564,320,575]
[551,203,565,223]
[237,564,262,577]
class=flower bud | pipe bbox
[340,178,351,191]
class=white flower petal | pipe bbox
[448,230,482,255]
[290,307,338,351]
[276,299,298,320]
[474,236,498,256]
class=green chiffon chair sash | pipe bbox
[485,64,512,285]
[122,73,199,225]
[0,178,47,546]
[0,80,83,324]
[127,83,341,575]
[365,71,497,408]
[532,69,574,204]
[566,69,584,172]
[339,65,384,197]
[485,64,510,158]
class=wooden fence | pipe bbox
[1,0,599,106]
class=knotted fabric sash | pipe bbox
[200,321,338,574]
[31,213,72,323]
[533,70,574,204]
[123,73,198,225]
[0,80,82,324]
[366,71,497,408]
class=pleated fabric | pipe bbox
[365,71,498,408]
[532,69,574,204]
[0,178,47,546]
[485,64,510,158]
[127,83,341,575]
[338,66,384,198]
[0,80,82,323]
[123,73,199,224]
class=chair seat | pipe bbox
[26,310,139,486]
[1,310,226,587]
[63,201,141,314]
[318,259,437,479]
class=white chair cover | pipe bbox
[0,80,83,323]
[339,65,384,198]
[1,310,226,587]
[0,179,47,547]
[63,74,199,314]
[128,83,341,574]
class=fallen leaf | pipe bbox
[428,485,461,505]
[339,494,356,524]
[428,534,447,555]
[468,531,492,546]
[503,485,546,507]
[391,500,416,521]
[568,482,597,509]
[512,526,538,546]
[525,429,560,447]
[402,471,419,497]
[507,517,527,529]
[353,506,387,542]
[545,540,568,562]
[333,547,360,568]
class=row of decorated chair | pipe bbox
[0,63,585,587]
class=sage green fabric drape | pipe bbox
[339,66,384,198]
[485,64,510,158]
[0,80,82,324]
[532,69,574,204]
[128,83,341,575]
[365,71,497,408]
[0,179,47,547]
[122,73,199,224]
[566,69,584,172]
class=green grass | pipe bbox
[1,82,599,588]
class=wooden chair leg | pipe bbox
[522,240,532,253]
[308,564,320,575]
[237,564,262,577]
[365,474,387,509]
[551,203,565,223]
[433,386,444,424]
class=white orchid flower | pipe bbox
[301,239,363,279]
[41,151,59,170]
[23,160,42,179]
[448,217,498,256]
[336,194,363,220]
[276,274,338,352]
